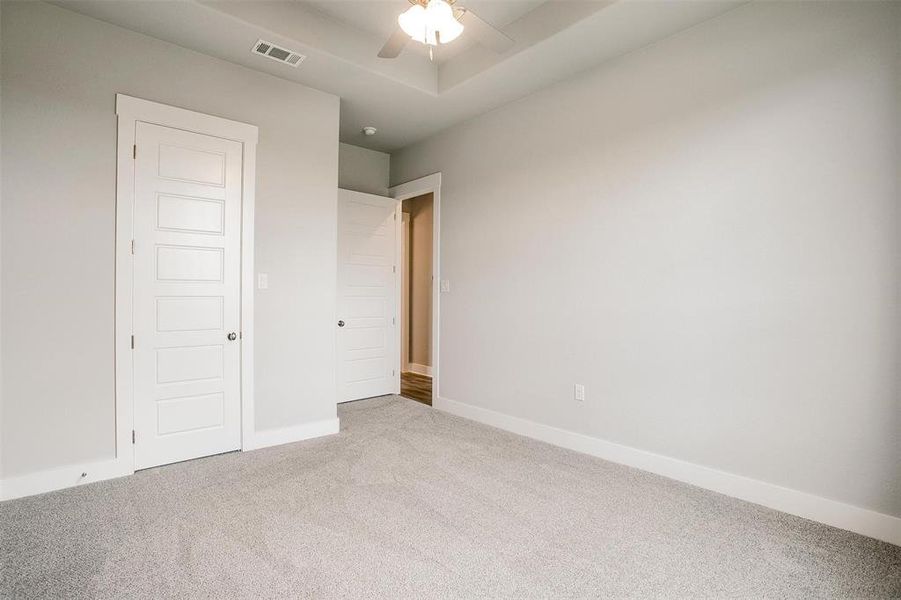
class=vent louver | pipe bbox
[252,39,305,67]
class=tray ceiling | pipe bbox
[54,0,746,151]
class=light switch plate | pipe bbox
[440,279,450,293]
[257,273,268,290]
[574,384,585,402]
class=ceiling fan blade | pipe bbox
[378,27,409,58]
[460,9,515,54]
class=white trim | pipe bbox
[400,213,411,375]
[390,173,441,405]
[0,415,342,500]
[240,135,257,449]
[116,95,258,143]
[114,94,258,478]
[434,396,901,547]
[0,51,4,499]
[394,202,403,393]
[0,458,132,502]
[114,99,137,480]
[243,418,340,451]
[406,363,433,377]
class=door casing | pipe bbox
[401,212,411,373]
[390,173,441,405]
[115,94,258,476]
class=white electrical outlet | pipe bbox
[257,273,269,290]
[574,384,585,402]
[440,279,451,293]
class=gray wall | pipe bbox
[338,143,390,196]
[0,2,340,478]
[392,1,901,517]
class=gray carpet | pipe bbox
[1,396,899,599]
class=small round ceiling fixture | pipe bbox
[362,126,377,136]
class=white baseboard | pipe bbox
[243,417,340,451]
[2,418,341,502]
[0,457,132,502]
[406,363,432,377]
[435,396,901,547]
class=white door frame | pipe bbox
[114,94,258,475]
[400,212,411,374]
[390,173,441,404]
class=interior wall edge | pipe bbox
[434,395,901,547]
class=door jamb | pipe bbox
[400,212,411,374]
[114,94,258,476]
[389,173,441,404]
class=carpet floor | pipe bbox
[1,395,899,599]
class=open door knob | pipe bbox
[337,320,345,327]
[227,332,237,341]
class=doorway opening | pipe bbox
[336,173,441,406]
[399,193,434,405]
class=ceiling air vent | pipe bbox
[252,39,305,67]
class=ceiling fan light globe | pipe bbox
[425,0,453,22]
[398,0,463,48]
[398,4,426,39]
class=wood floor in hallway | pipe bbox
[400,371,432,405]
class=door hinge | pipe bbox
[132,430,135,444]
[392,369,396,377]
[133,144,137,159]
[130,335,134,349]
[393,265,397,273]
[392,317,396,326]
[130,239,135,255]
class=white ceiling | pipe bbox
[55,0,747,152]
[303,0,410,40]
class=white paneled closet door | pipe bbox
[132,122,242,469]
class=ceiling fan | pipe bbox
[378,0,515,59]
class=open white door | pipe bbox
[337,189,398,402]
[132,122,243,469]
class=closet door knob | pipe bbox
[227,332,237,341]
[337,320,345,327]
